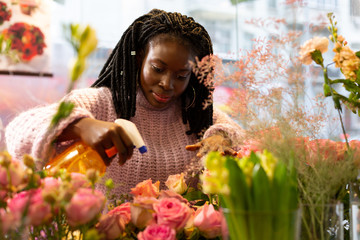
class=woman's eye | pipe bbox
[152,65,162,73]
[177,75,188,80]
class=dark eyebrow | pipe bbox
[153,58,191,72]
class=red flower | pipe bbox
[2,22,46,61]
[0,1,11,25]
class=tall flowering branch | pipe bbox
[299,13,360,149]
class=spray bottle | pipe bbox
[44,119,147,175]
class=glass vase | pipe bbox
[350,181,360,240]
[300,202,344,240]
[221,208,301,240]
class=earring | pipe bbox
[185,86,196,110]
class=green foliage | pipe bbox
[204,151,299,240]
[230,0,250,5]
[50,101,75,128]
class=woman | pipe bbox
[5,9,243,195]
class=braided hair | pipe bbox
[92,9,214,138]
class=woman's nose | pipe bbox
[159,73,174,90]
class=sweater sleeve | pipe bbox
[203,107,245,149]
[5,87,115,168]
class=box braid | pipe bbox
[92,9,214,138]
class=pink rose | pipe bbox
[158,190,189,205]
[130,179,160,198]
[41,177,61,193]
[65,188,105,227]
[0,160,26,190]
[0,208,18,234]
[194,203,223,238]
[7,189,52,226]
[154,197,191,231]
[165,173,187,194]
[137,224,176,240]
[131,196,158,228]
[96,202,131,239]
[69,172,91,190]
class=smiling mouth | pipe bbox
[153,92,171,103]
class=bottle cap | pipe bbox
[138,146,147,154]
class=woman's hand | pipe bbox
[58,118,134,166]
[185,134,237,158]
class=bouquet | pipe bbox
[200,149,299,240]
[97,174,225,240]
[0,152,106,239]
[0,1,11,25]
[2,22,46,61]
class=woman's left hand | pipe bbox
[185,134,237,158]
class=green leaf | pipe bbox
[225,156,251,211]
[188,227,200,240]
[50,101,75,128]
[355,51,360,59]
[332,94,342,111]
[310,50,324,66]
[182,190,209,202]
[251,164,272,239]
[252,164,271,211]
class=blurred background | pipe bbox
[0,0,360,150]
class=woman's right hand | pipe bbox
[59,118,134,166]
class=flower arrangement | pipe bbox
[201,149,299,240]
[299,13,360,146]
[0,1,11,25]
[0,152,106,239]
[97,175,224,240]
[2,22,46,61]
[0,150,226,240]
[190,3,360,239]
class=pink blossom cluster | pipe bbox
[0,152,106,236]
[96,178,225,240]
[235,128,360,165]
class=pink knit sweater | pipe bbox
[5,87,244,195]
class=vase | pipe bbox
[350,181,360,240]
[300,202,344,240]
[221,208,301,240]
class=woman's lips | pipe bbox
[153,92,171,103]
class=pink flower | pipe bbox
[0,208,18,234]
[130,179,160,198]
[0,160,26,190]
[137,224,176,240]
[65,188,105,227]
[193,203,223,238]
[165,173,187,194]
[131,196,158,228]
[236,141,261,158]
[7,189,52,226]
[153,197,191,231]
[69,172,91,190]
[96,202,131,240]
[299,36,329,65]
[158,190,189,205]
[41,177,61,191]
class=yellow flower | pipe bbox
[201,152,229,195]
[258,150,278,180]
[333,45,360,81]
[165,173,187,194]
[238,156,254,186]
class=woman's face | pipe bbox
[139,35,194,108]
